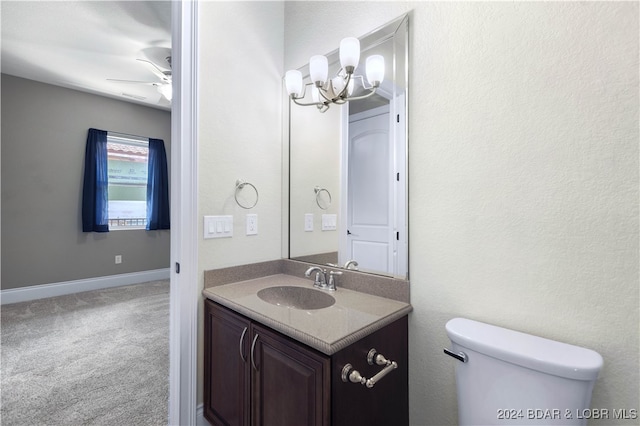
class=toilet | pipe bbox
[445,318,603,425]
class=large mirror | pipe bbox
[287,14,409,279]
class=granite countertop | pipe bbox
[202,274,412,355]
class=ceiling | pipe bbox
[1,1,172,110]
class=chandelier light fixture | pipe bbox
[285,37,385,113]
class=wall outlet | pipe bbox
[246,214,258,235]
[115,255,122,264]
[304,214,314,232]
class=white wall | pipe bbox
[285,2,638,425]
[196,1,285,404]
[289,103,341,257]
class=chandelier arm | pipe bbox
[335,72,353,100]
[359,80,376,91]
[291,96,328,108]
[317,70,353,104]
[317,86,336,103]
[342,86,380,102]
[287,70,378,112]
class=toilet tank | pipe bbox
[446,318,603,425]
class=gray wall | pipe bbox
[1,74,171,290]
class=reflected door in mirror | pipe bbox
[344,104,393,273]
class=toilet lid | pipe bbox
[446,318,603,381]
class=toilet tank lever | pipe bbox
[444,348,468,363]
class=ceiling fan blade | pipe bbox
[137,59,171,83]
[140,47,172,69]
[107,78,159,85]
[121,93,147,101]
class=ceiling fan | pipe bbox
[108,53,172,102]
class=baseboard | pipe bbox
[1,268,170,305]
[196,404,209,426]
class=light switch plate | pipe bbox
[204,215,233,239]
[321,214,337,231]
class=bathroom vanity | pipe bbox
[203,273,411,426]
[203,13,412,425]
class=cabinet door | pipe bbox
[251,324,330,426]
[331,316,409,426]
[204,300,251,426]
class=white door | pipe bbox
[345,105,394,273]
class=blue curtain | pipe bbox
[82,128,109,232]
[147,138,170,230]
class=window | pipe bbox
[82,128,169,232]
[107,134,149,230]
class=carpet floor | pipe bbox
[1,280,169,425]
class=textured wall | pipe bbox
[197,1,284,273]
[1,75,171,289]
[285,2,638,424]
[196,1,285,404]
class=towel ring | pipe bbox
[235,180,259,209]
[314,186,332,210]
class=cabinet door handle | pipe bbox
[239,327,248,363]
[250,334,259,371]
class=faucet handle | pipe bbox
[310,268,327,289]
[327,270,342,291]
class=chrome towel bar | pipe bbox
[341,348,398,389]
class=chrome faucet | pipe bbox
[304,266,326,288]
[343,260,359,270]
[304,266,340,291]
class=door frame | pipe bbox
[169,1,199,424]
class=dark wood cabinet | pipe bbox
[204,299,408,426]
[203,300,251,426]
[252,324,330,426]
[330,316,409,426]
[204,301,329,426]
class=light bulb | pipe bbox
[311,85,320,103]
[339,37,360,73]
[309,55,328,86]
[365,55,385,86]
[285,70,303,97]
